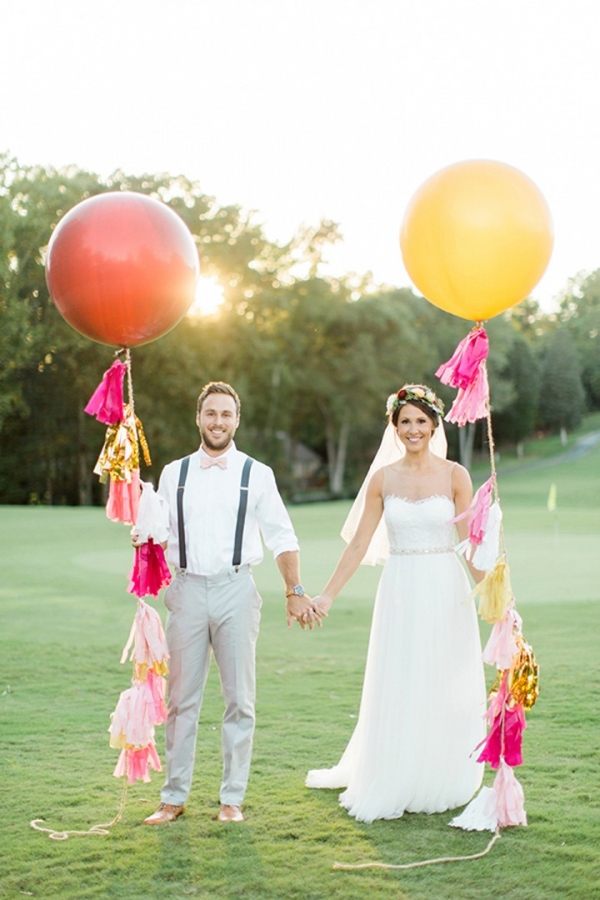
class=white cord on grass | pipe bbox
[30,781,129,841]
[333,828,501,870]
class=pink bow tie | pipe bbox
[201,456,228,470]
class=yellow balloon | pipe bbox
[400,160,554,320]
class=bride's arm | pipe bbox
[452,464,486,585]
[314,469,384,614]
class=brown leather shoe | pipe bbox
[143,803,185,825]
[217,803,244,823]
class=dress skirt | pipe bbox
[306,550,486,823]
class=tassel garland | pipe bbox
[109,600,169,784]
[437,324,540,837]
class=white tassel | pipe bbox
[471,502,503,571]
[449,787,498,832]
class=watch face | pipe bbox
[293,585,305,596]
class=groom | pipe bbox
[142,381,319,825]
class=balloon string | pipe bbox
[123,349,151,467]
[125,349,135,418]
[332,829,501,870]
[483,361,507,558]
[30,780,129,841]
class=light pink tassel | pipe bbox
[483,606,522,669]
[146,669,168,724]
[493,760,527,827]
[106,470,141,525]
[436,326,489,389]
[109,678,166,750]
[445,364,490,426]
[84,360,127,424]
[108,682,153,749]
[120,600,169,673]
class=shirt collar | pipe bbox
[198,441,237,463]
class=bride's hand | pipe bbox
[313,594,333,617]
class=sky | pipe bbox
[2,0,600,311]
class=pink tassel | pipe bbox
[120,600,169,674]
[436,327,489,389]
[109,683,153,749]
[483,607,522,669]
[493,760,527,827]
[128,539,172,598]
[503,704,526,767]
[112,748,128,779]
[126,744,162,783]
[113,742,162,783]
[478,699,526,769]
[84,360,127,424]
[445,364,489,425]
[452,476,494,545]
[109,679,166,749]
[106,470,141,525]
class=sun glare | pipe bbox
[190,276,225,317]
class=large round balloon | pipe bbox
[400,160,553,320]
[46,192,200,347]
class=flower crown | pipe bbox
[386,385,445,420]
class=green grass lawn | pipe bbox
[0,431,599,899]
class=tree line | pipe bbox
[1,153,598,505]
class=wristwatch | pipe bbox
[286,584,306,598]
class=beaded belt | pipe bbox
[390,546,454,555]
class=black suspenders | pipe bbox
[176,455,254,571]
[177,456,191,570]
[232,457,253,568]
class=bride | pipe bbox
[306,385,487,823]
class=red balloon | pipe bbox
[45,192,200,347]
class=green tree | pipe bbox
[559,270,600,409]
[0,158,348,503]
[492,335,541,449]
[538,326,586,433]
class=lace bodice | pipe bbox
[384,495,456,553]
[382,462,457,554]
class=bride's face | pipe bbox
[395,403,435,451]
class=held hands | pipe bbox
[285,593,332,630]
[286,592,324,630]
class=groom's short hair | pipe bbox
[197,381,241,417]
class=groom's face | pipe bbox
[197,393,240,454]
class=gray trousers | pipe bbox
[160,566,262,806]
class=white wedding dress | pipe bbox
[306,462,486,823]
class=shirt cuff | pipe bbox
[272,541,300,559]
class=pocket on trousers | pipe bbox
[163,577,183,612]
